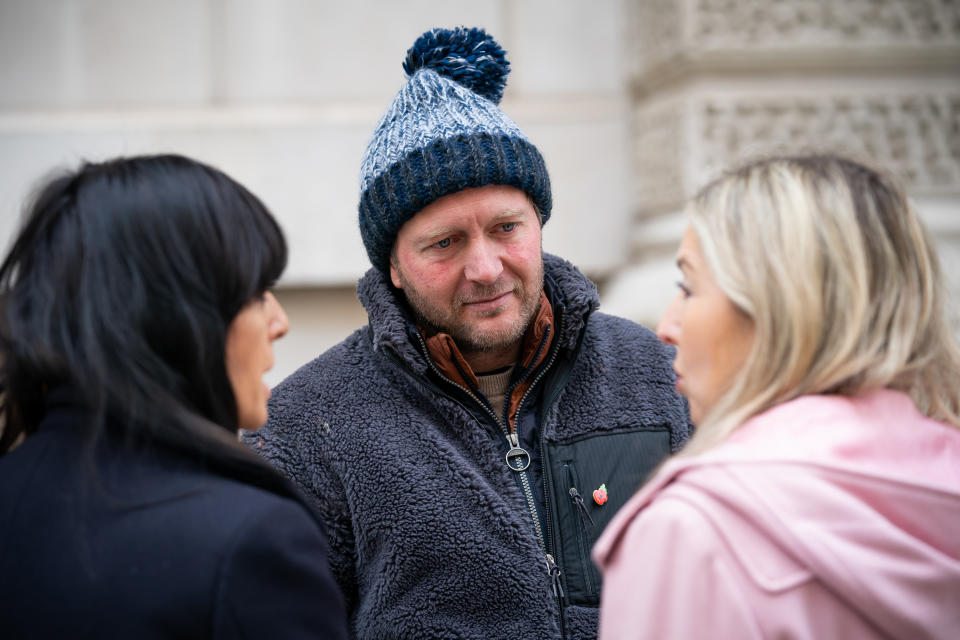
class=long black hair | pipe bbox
[0,154,294,496]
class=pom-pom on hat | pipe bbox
[358,26,552,274]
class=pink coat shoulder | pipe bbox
[595,465,891,639]
[593,391,960,640]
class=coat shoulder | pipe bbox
[585,312,674,374]
[554,311,690,446]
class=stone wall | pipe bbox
[604,0,960,330]
[1,0,956,381]
[0,0,633,384]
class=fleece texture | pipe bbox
[246,254,690,639]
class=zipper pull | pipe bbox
[504,433,531,472]
[568,487,596,527]
[545,553,564,599]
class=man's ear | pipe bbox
[389,261,403,289]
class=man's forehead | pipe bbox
[402,186,536,232]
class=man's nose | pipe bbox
[463,239,503,284]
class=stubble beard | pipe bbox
[396,259,545,354]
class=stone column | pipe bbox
[604,0,960,330]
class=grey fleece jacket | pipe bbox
[246,254,691,639]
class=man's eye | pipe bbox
[434,237,452,249]
[501,222,517,232]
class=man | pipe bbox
[247,26,690,640]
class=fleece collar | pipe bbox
[423,291,554,392]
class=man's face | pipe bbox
[390,184,544,357]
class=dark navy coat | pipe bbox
[0,389,347,639]
[248,254,691,639]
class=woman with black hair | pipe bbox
[0,154,348,639]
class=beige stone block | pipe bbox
[628,0,960,81]
[506,0,626,95]
[0,0,214,108]
[513,98,633,275]
[220,0,503,102]
[0,1,73,107]
[0,109,373,283]
[76,0,213,105]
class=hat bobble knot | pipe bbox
[403,27,510,104]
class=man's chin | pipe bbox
[455,318,526,350]
[460,308,517,330]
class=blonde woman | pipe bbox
[593,155,960,639]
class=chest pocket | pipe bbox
[546,428,671,605]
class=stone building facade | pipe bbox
[604,0,960,328]
[0,0,957,383]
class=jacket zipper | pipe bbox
[521,309,569,638]
[412,331,549,551]
[568,487,595,528]
[404,308,571,637]
[564,464,596,595]
[515,310,565,556]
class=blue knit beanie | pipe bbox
[358,26,552,274]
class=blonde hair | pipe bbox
[683,155,960,455]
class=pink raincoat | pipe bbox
[593,390,960,639]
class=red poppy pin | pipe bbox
[593,483,608,506]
